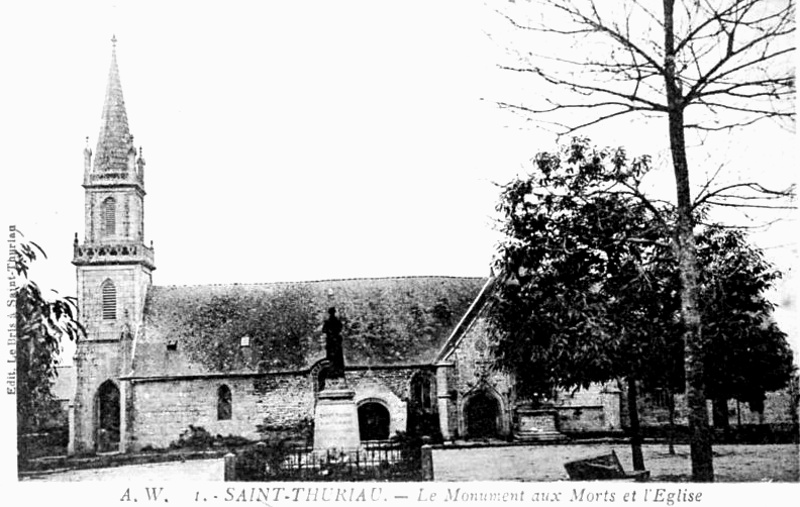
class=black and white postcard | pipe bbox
[2,1,797,505]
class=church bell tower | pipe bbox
[70,36,154,454]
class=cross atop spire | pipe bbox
[92,35,134,178]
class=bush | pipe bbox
[170,425,215,450]
[18,428,69,460]
[235,439,292,481]
[256,417,313,446]
[140,444,167,454]
[169,426,256,451]
[406,408,443,444]
[390,431,423,467]
[219,434,252,448]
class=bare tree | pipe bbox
[492,0,795,481]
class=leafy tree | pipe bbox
[492,0,795,481]
[489,140,677,469]
[488,139,794,471]
[697,226,795,425]
[14,235,83,440]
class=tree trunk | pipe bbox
[627,377,645,471]
[673,120,714,483]
[662,0,713,482]
[667,388,676,455]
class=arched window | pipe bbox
[408,372,438,438]
[102,197,116,236]
[217,385,232,420]
[411,373,433,411]
[101,279,116,320]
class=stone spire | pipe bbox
[93,35,136,177]
[75,35,152,268]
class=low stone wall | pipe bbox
[556,406,607,433]
[634,389,797,428]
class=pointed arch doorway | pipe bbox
[96,380,120,452]
[464,390,500,439]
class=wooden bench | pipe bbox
[564,451,650,481]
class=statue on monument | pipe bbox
[323,307,345,378]
[314,307,359,451]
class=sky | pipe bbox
[2,1,521,290]
[1,0,796,351]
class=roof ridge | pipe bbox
[151,275,487,289]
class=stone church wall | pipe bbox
[348,368,420,437]
[436,366,459,439]
[550,383,622,432]
[127,367,429,449]
[129,373,314,449]
[440,312,623,438]
[72,340,126,452]
[347,368,416,401]
[444,316,515,437]
[633,388,798,428]
[723,390,798,425]
[77,265,148,342]
[72,262,151,453]
[252,374,316,432]
[85,189,144,244]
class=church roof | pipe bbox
[93,36,136,176]
[132,276,486,378]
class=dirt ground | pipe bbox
[20,457,225,481]
[20,443,798,482]
[432,443,799,482]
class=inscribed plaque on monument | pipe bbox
[313,395,361,451]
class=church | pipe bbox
[67,40,624,454]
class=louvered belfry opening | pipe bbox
[102,279,116,320]
[102,197,116,236]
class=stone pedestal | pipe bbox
[313,379,361,451]
[515,408,566,441]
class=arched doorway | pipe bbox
[358,402,390,441]
[464,390,500,439]
[96,380,120,452]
